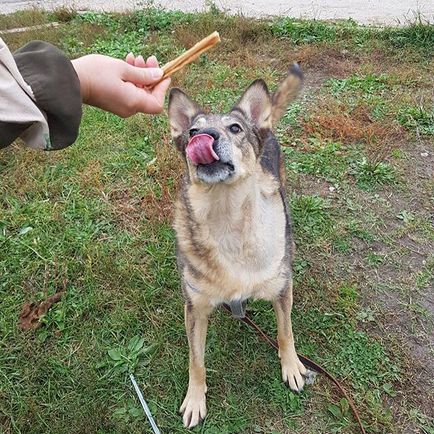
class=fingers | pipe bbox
[125,52,135,65]
[134,55,146,68]
[122,53,170,115]
[151,77,171,100]
[132,55,146,88]
[122,62,163,86]
[133,77,171,114]
[146,55,159,68]
[150,77,172,113]
[125,53,159,68]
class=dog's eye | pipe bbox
[189,129,199,137]
[229,124,242,134]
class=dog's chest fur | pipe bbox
[175,167,288,304]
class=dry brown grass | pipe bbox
[1,26,64,51]
[142,137,183,223]
[108,187,142,231]
[302,100,406,163]
[173,13,282,74]
[0,8,48,30]
[78,160,103,193]
[50,7,77,23]
[1,18,106,55]
[0,144,47,196]
[175,14,271,54]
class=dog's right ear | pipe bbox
[232,79,272,130]
[168,88,202,139]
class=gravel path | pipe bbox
[2,0,434,26]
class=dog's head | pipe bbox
[168,65,303,185]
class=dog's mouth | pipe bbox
[198,160,235,172]
[195,160,235,184]
[186,134,219,165]
[186,133,235,183]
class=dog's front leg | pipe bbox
[273,281,307,392]
[180,302,211,428]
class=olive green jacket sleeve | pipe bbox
[0,38,82,150]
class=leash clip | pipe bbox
[225,299,248,319]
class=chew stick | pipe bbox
[154,31,221,85]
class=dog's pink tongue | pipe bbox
[186,134,219,165]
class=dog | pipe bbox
[168,64,306,428]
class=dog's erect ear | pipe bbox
[271,63,303,126]
[168,88,202,138]
[232,79,272,130]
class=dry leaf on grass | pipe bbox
[19,292,64,330]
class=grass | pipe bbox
[397,105,434,136]
[270,15,434,55]
[1,6,434,434]
[325,74,390,96]
[350,158,396,190]
[271,18,339,43]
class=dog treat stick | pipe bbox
[154,31,220,85]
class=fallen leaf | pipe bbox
[19,292,64,330]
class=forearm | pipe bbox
[0,38,82,150]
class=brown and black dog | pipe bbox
[168,65,306,428]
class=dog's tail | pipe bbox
[271,63,303,127]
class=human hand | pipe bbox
[71,53,170,117]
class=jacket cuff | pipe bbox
[13,41,82,150]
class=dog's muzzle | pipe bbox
[186,128,235,183]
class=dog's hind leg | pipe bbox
[180,301,212,428]
[273,280,307,392]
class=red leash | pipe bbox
[222,304,367,434]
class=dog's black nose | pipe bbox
[200,128,220,141]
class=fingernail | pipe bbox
[149,55,157,62]
[151,68,164,79]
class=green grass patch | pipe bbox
[397,105,434,136]
[271,15,434,54]
[290,194,332,240]
[90,31,147,58]
[350,158,396,190]
[284,140,350,183]
[271,18,338,43]
[324,74,393,120]
[77,8,194,32]
[379,17,434,54]
[53,8,197,58]
[293,307,400,391]
[337,283,359,312]
[326,74,389,96]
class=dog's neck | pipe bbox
[187,166,279,227]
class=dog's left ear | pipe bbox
[232,79,272,130]
[168,88,202,139]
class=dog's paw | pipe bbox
[180,390,206,429]
[281,354,307,393]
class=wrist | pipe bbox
[71,56,91,105]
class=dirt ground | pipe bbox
[1,0,434,25]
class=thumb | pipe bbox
[122,63,164,85]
